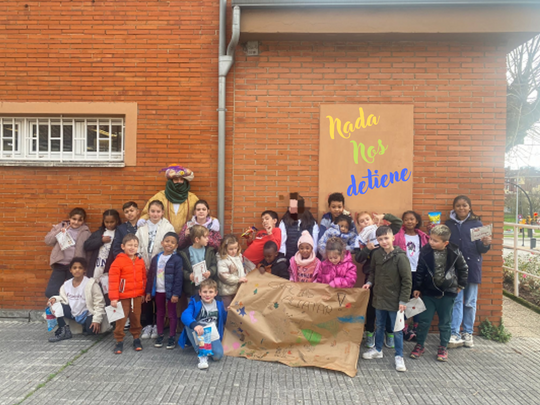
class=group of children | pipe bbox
[44,191,492,372]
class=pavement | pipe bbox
[2,299,540,405]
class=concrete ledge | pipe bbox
[0,309,46,323]
[503,289,540,316]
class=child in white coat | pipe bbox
[217,234,247,308]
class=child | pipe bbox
[145,232,183,349]
[410,225,468,362]
[112,201,140,259]
[318,214,357,257]
[257,241,289,279]
[316,237,357,288]
[393,210,430,340]
[243,210,282,270]
[445,195,491,348]
[362,226,412,372]
[47,257,106,342]
[217,234,247,308]
[354,211,402,349]
[178,224,218,297]
[44,207,91,298]
[136,199,175,338]
[318,192,356,238]
[289,230,321,283]
[278,193,320,260]
[179,279,227,370]
[108,234,147,354]
[177,200,222,251]
[84,209,122,295]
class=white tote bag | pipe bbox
[394,311,405,332]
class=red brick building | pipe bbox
[1,0,540,329]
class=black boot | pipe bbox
[48,325,73,342]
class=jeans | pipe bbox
[451,283,478,335]
[184,326,224,360]
[375,309,403,357]
[56,304,98,335]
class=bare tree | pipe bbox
[506,35,540,159]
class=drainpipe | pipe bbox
[218,3,240,235]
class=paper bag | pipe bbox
[394,310,405,332]
[405,297,426,319]
[223,271,369,377]
[51,302,64,318]
[105,304,125,323]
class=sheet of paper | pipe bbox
[405,297,426,319]
[105,304,125,323]
[470,224,492,242]
[192,260,207,286]
[100,274,109,294]
[394,310,405,332]
[357,224,379,247]
[55,231,75,251]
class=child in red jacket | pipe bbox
[109,234,147,354]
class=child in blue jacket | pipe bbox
[179,278,227,370]
[145,232,183,349]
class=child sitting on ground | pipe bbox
[243,210,282,271]
[362,226,412,372]
[108,234,147,354]
[217,234,247,308]
[178,225,218,297]
[318,214,357,257]
[258,241,289,280]
[318,192,356,238]
[179,279,227,370]
[145,232,183,350]
[289,230,321,283]
[47,257,106,342]
[316,237,357,288]
[410,225,468,362]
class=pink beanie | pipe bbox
[297,230,314,249]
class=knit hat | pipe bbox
[163,232,179,242]
[160,164,195,181]
[297,230,314,248]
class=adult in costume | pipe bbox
[140,165,199,234]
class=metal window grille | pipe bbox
[0,117,124,163]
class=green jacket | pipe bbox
[178,246,218,297]
[367,246,412,312]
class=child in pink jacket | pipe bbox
[289,231,321,283]
[316,237,357,288]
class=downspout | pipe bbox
[218,3,241,236]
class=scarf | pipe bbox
[164,179,190,204]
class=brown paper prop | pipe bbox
[223,271,369,377]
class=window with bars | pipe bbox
[0,117,125,165]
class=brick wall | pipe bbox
[0,2,506,328]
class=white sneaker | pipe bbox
[123,318,130,331]
[462,332,474,348]
[448,334,464,348]
[395,356,407,372]
[150,325,159,339]
[140,325,152,339]
[198,355,209,370]
[362,348,383,359]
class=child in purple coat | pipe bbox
[316,237,357,288]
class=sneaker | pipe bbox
[365,331,375,348]
[437,346,448,362]
[448,334,464,348]
[48,325,73,342]
[198,355,209,369]
[114,341,124,354]
[410,343,425,359]
[462,332,474,348]
[166,336,176,350]
[154,335,164,348]
[123,318,130,331]
[151,325,159,339]
[133,338,143,351]
[384,332,395,349]
[395,356,407,372]
[140,325,152,339]
[362,348,383,360]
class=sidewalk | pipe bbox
[2,300,540,405]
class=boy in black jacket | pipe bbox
[258,241,289,279]
[410,225,468,362]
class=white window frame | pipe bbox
[0,116,125,166]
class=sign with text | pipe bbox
[319,105,414,218]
